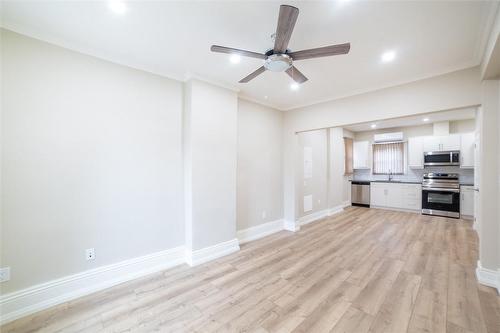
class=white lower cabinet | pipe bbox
[461,185,474,218]
[370,183,387,207]
[370,182,421,211]
[401,184,422,210]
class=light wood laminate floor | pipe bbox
[3,207,500,333]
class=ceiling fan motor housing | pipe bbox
[264,53,293,72]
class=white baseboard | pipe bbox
[370,205,420,214]
[342,200,351,208]
[298,205,345,227]
[298,209,329,226]
[328,204,345,216]
[185,238,240,267]
[237,219,284,244]
[0,246,186,325]
[476,261,500,294]
[283,220,300,232]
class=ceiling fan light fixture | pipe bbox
[210,5,350,85]
[264,54,293,72]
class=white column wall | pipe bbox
[478,80,500,272]
[183,79,238,252]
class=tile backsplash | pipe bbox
[353,167,474,184]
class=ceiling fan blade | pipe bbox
[210,45,266,60]
[285,66,308,84]
[288,43,350,61]
[239,66,266,83]
[274,5,299,53]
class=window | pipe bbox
[344,137,353,175]
[372,142,404,174]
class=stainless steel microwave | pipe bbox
[423,151,460,166]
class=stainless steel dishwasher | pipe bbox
[351,181,370,207]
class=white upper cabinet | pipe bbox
[408,137,424,169]
[353,141,371,169]
[460,132,475,168]
[440,134,460,151]
[423,135,460,152]
[423,136,441,152]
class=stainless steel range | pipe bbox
[421,173,460,218]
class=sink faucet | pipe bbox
[388,170,393,181]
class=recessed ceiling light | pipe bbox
[108,0,127,15]
[423,118,430,122]
[371,124,377,129]
[229,54,241,64]
[264,95,269,99]
[290,82,299,91]
[381,50,396,63]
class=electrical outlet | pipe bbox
[262,211,267,219]
[85,248,96,261]
[317,199,321,204]
[0,267,11,282]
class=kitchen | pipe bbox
[346,107,477,221]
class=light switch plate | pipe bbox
[0,267,11,282]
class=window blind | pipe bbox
[372,142,404,174]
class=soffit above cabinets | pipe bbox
[344,108,476,133]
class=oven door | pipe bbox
[422,188,460,218]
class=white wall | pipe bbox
[237,99,283,230]
[298,130,328,218]
[342,129,354,204]
[328,127,346,209]
[1,30,184,293]
[478,80,500,272]
[184,79,238,251]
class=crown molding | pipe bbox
[0,25,186,83]
[237,94,283,111]
[281,63,480,112]
[474,1,500,65]
[184,72,240,93]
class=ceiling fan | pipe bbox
[210,4,350,84]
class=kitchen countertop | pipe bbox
[350,179,421,184]
[350,179,474,186]
[369,180,421,184]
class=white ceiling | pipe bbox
[1,1,497,110]
[343,107,476,132]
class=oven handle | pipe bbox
[422,187,460,193]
